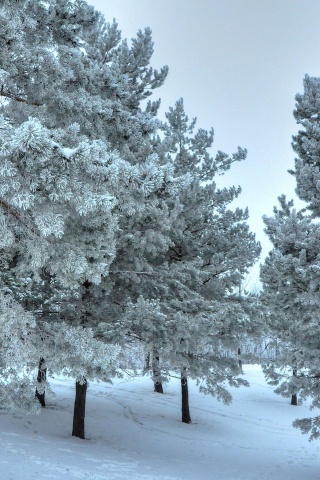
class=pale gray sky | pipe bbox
[91,0,320,262]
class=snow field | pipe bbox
[0,365,319,480]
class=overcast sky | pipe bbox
[91,0,320,265]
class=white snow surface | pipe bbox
[1,365,320,480]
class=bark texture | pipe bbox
[152,348,163,393]
[144,352,151,373]
[291,394,298,406]
[237,347,243,373]
[35,357,47,407]
[291,369,298,405]
[72,379,87,439]
[181,370,191,423]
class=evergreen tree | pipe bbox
[0,0,261,435]
[0,0,171,437]
[88,97,261,426]
[260,75,320,439]
[0,0,168,146]
[260,197,318,408]
[111,99,261,420]
[159,99,260,421]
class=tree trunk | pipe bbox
[72,378,87,439]
[291,393,298,405]
[291,369,298,406]
[181,369,191,423]
[144,352,151,373]
[237,347,243,373]
[35,357,47,407]
[152,348,163,393]
[35,271,52,407]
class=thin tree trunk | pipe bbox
[35,271,51,407]
[181,369,191,423]
[291,369,298,406]
[152,348,163,393]
[237,347,243,373]
[35,357,47,407]
[72,378,87,439]
[72,281,91,439]
[144,352,151,373]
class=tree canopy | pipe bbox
[0,0,261,438]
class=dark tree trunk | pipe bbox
[71,281,92,439]
[291,394,298,405]
[237,347,243,373]
[144,352,151,373]
[181,370,191,423]
[35,271,51,407]
[35,357,47,407]
[291,369,298,406]
[154,381,164,394]
[152,348,163,393]
[72,379,87,439]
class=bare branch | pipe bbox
[0,199,20,220]
[1,87,42,107]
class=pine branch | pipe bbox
[0,199,20,220]
[202,268,232,284]
[0,198,40,238]
[109,270,154,276]
[1,86,42,106]
[167,372,181,379]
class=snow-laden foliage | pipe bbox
[261,73,320,440]
[0,292,120,412]
[0,0,167,155]
[0,0,172,424]
[0,115,119,287]
[97,98,261,407]
[292,75,320,217]
[39,322,120,384]
[155,99,260,403]
[0,293,43,412]
[0,0,261,431]
[261,198,320,407]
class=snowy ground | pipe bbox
[1,365,320,480]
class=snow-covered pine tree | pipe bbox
[260,75,320,439]
[0,114,125,432]
[260,196,319,408]
[156,99,261,422]
[1,1,158,432]
[0,0,172,437]
[0,0,167,153]
[0,0,261,432]
[108,99,261,421]
[110,99,261,421]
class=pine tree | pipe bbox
[0,0,171,437]
[0,0,168,146]
[161,99,261,421]
[260,196,318,408]
[260,75,320,440]
[110,99,261,420]
[0,0,261,434]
